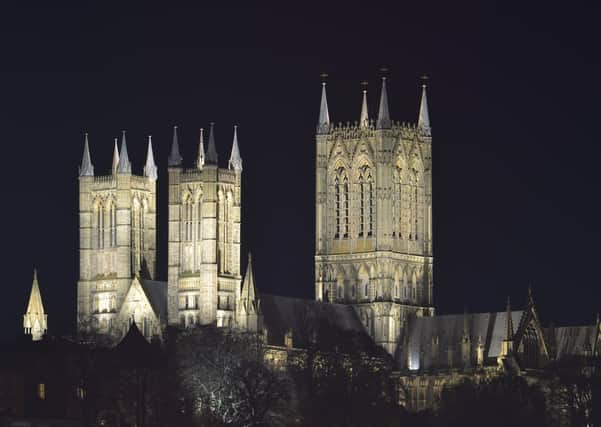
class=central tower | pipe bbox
[167,124,242,328]
[314,78,433,355]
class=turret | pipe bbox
[228,125,243,172]
[79,133,94,177]
[23,268,48,341]
[116,131,132,174]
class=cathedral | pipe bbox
[23,75,601,412]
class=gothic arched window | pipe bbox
[333,167,349,239]
[108,201,116,247]
[393,167,402,238]
[358,165,374,238]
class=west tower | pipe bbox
[167,125,242,328]
[77,132,158,335]
[314,78,433,355]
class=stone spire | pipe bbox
[79,133,94,177]
[376,77,391,129]
[418,84,431,136]
[240,253,260,314]
[112,138,120,175]
[23,268,48,341]
[196,128,205,170]
[360,89,369,128]
[116,131,132,174]
[317,82,330,134]
[144,135,158,180]
[206,122,218,165]
[228,125,243,172]
[168,125,183,167]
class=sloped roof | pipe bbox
[260,294,370,350]
[551,325,596,359]
[400,310,523,370]
[141,279,167,323]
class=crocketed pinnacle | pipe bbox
[418,84,431,136]
[228,125,243,172]
[240,253,260,314]
[376,77,391,129]
[79,133,94,177]
[168,125,183,167]
[360,89,369,128]
[197,128,205,170]
[317,82,330,134]
[144,135,158,180]
[206,122,218,165]
[112,138,119,175]
[117,131,132,174]
[23,268,47,341]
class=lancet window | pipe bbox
[358,165,374,237]
[333,167,349,239]
[392,168,402,237]
[131,198,145,274]
[93,200,105,249]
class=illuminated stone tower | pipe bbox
[167,124,242,328]
[314,78,433,355]
[77,132,157,334]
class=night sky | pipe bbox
[2,3,600,339]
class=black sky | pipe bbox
[2,3,600,339]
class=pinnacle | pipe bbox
[168,125,183,167]
[144,135,158,180]
[228,125,243,172]
[317,82,330,134]
[79,133,94,177]
[376,77,391,129]
[116,130,132,174]
[206,122,218,165]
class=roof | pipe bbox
[260,294,373,351]
[140,279,167,324]
[400,310,524,370]
[550,325,596,359]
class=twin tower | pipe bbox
[77,124,243,339]
[76,76,433,357]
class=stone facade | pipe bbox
[314,80,434,355]
[77,133,157,337]
[167,125,242,328]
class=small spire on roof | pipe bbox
[112,138,120,175]
[23,267,48,341]
[376,76,391,129]
[168,125,183,167]
[228,125,243,172]
[206,122,218,165]
[196,128,205,170]
[418,81,431,136]
[360,83,369,128]
[116,131,132,174]
[144,135,158,180]
[79,133,94,177]
[240,252,260,314]
[317,76,330,134]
